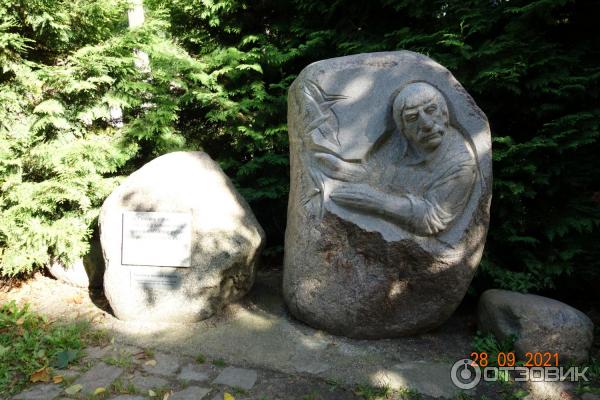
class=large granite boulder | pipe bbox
[478,289,594,363]
[100,151,265,322]
[283,51,492,338]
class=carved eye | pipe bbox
[404,113,418,122]
[425,104,437,114]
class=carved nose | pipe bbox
[418,112,434,131]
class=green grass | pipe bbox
[302,393,317,400]
[143,348,155,359]
[576,357,600,395]
[326,378,340,391]
[195,353,206,364]
[354,383,392,399]
[212,358,226,367]
[471,331,516,368]
[232,386,248,395]
[83,327,111,347]
[497,386,529,400]
[150,386,173,398]
[398,387,422,399]
[454,392,473,400]
[110,378,139,395]
[0,301,87,396]
[102,350,133,370]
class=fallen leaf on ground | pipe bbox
[64,384,83,395]
[224,392,235,400]
[30,367,50,383]
[149,389,156,397]
[52,375,64,384]
[144,359,157,366]
[162,393,170,400]
[94,387,106,395]
[15,317,25,325]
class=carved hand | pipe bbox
[329,185,387,214]
[314,153,367,182]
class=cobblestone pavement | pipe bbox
[4,271,561,400]
[11,343,363,400]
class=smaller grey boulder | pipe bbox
[48,235,104,288]
[100,151,265,322]
[478,289,594,363]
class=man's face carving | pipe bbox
[394,83,449,153]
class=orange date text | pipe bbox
[469,352,559,367]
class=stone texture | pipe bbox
[524,381,577,400]
[57,369,80,379]
[83,345,112,361]
[142,352,181,376]
[177,363,210,382]
[210,390,229,400]
[582,393,600,400]
[73,362,123,395]
[284,51,492,338]
[478,289,594,363]
[48,234,104,288]
[170,386,211,400]
[12,383,62,400]
[128,373,169,391]
[373,362,464,399]
[100,151,265,322]
[213,367,258,390]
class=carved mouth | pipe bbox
[421,131,442,143]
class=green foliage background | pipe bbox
[1,0,599,296]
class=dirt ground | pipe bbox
[2,269,595,400]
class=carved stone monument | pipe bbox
[283,51,492,338]
[100,151,265,322]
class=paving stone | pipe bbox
[103,345,141,364]
[74,362,123,394]
[177,363,210,382]
[12,383,62,400]
[55,368,80,379]
[128,373,169,391]
[213,367,257,390]
[115,344,142,355]
[84,345,112,360]
[290,354,331,374]
[210,390,227,400]
[170,386,211,400]
[210,390,244,400]
[142,352,181,376]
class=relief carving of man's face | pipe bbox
[393,83,449,153]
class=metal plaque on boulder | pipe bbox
[121,211,192,267]
[131,270,183,290]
